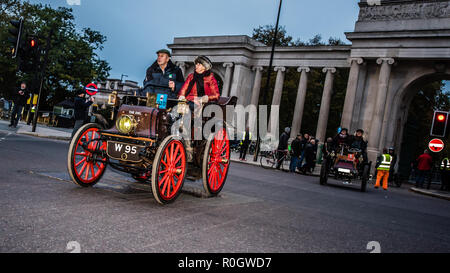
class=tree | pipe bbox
[252,24,349,140]
[0,0,110,110]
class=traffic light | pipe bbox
[18,36,41,73]
[8,19,24,58]
[430,110,449,138]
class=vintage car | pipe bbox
[319,144,371,192]
[67,85,237,204]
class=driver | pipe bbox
[349,129,368,163]
[178,55,220,109]
[142,49,184,98]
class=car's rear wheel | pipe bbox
[202,128,230,196]
[151,135,187,204]
[67,123,107,187]
[361,163,370,192]
[320,158,329,185]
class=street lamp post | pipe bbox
[253,0,283,162]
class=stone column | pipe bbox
[268,66,286,130]
[176,61,187,78]
[270,67,286,106]
[340,58,364,130]
[315,67,336,144]
[368,58,395,154]
[290,67,310,139]
[222,62,234,97]
[248,66,264,132]
[250,66,264,106]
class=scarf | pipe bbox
[185,70,211,97]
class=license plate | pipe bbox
[107,141,144,162]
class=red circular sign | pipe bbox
[85,83,98,96]
[429,138,444,153]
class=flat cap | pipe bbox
[156,49,171,56]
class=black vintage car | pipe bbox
[67,85,237,204]
[319,144,372,192]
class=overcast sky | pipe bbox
[27,0,360,84]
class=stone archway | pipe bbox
[384,66,450,173]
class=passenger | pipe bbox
[333,128,350,148]
[178,55,220,110]
[349,129,368,163]
[142,49,184,98]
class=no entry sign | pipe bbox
[429,138,444,153]
[85,83,98,96]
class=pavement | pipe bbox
[1,121,450,253]
[0,119,71,140]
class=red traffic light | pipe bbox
[30,39,36,47]
[438,114,446,122]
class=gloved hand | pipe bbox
[201,95,209,103]
[178,95,186,101]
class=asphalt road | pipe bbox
[1,123,450,253]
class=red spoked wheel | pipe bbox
[151,135,187,204]
[67,123,107,187]
[202,127,230,196]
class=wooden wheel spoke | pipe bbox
[79,161,88,176]
[90,163,95,178]
[75,157,86,167]
[84,163,90,180]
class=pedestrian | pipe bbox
[289,134,303,173]
[72,89,94,138]
[298,133,310,168]
[301,138,317,174]
[322,137,334,157]
[142,49,185,98]
[440,155,450,191]
[9,82,29,128]
[276,127,290,170]
[387,147,397,185]
[239,126,252,161]
[375,148,393,190]
[415,149,433,188]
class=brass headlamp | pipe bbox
[116,114,138,134]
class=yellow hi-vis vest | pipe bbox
[240,132,252,145]
[377,154,392,171]
[441,158,450,171]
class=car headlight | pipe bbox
[116,115,137,134]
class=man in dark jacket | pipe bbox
[142,49,184,99]
[276,127,290,169]
[289,134,303,172]
[72,89,94,138]
[9,82,29,128]
[302,138,317,174]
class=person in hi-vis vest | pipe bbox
[239,126,252,161]
[375,148,393,190]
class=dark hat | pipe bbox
[156,49,171,57]
[356,129,364,133]
[194,55,212,71]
